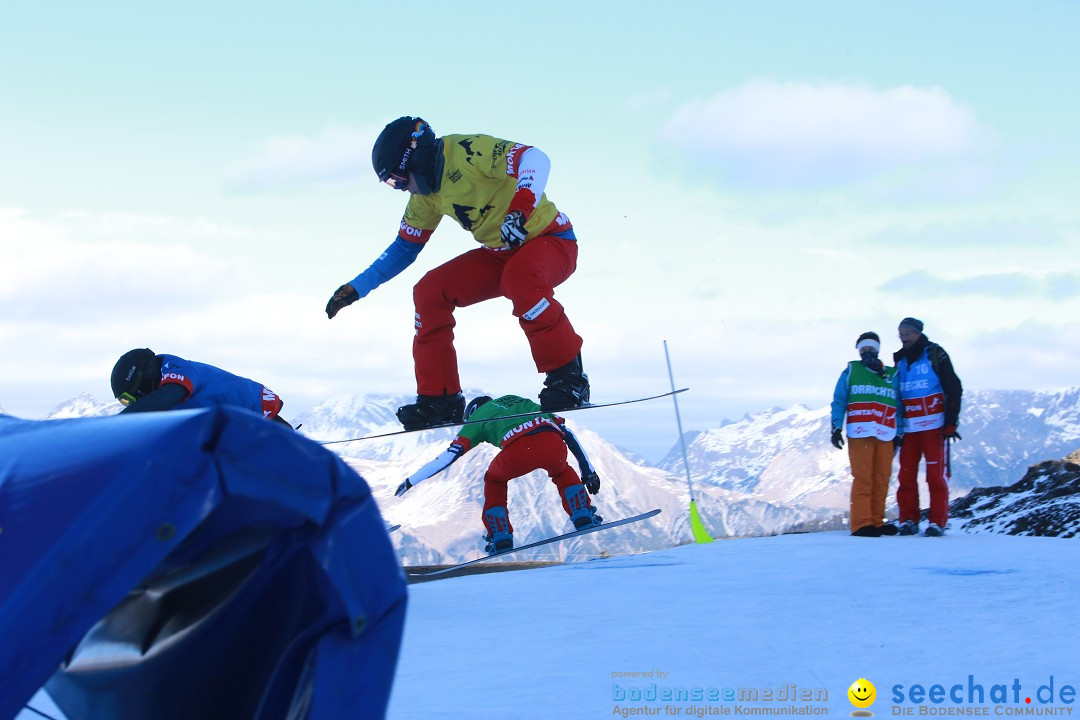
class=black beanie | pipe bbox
[856,331,880,347]
[899,317,924,332]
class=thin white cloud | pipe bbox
[657,79,985,188]
[0,208,247,321]
[880,270,1080,299]
[964,320,1080,391]
[870,220,1062,248]
[225,124,377,192]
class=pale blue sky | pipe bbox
[2,1,1079,460]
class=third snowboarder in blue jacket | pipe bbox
[110,348,293,428]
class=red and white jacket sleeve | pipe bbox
[505,145,551,220]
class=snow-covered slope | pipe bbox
[25,530,1078,720]
[381,531,1080,720]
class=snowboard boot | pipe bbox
[897,520,920,536]
[851,525,882,537]
[563,484,603,530]
[924,523,945,537]
[539,353,590,411]
[482,506,514,556]
[396,392,465,431]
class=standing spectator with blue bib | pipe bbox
[892,318,963,536]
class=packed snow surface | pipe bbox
[387,530,1079,719]
[20,528,1078,719]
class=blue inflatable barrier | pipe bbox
[0,407,407,720]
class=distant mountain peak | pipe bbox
[47,394,118,419]
[951,459,1080,537]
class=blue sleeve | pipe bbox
[562,425,595,476]
[830,368,849,431]
[349,237,425,299]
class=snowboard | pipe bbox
[319,389,688,445]
[412,508,662,577]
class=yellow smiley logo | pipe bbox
[848,678,876,709]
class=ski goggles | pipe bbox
[116,364,146,406]
[383,171,409,190]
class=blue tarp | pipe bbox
[0,407,407,720]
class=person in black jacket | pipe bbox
[892,318,963,536]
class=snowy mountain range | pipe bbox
[25,386,1080,564]
[655,387,1080,513]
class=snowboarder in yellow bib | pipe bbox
[325,117,589,431]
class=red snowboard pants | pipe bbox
[481,430,589,533]
[897,428,950,527]
[411,235,582,396]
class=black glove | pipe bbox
[394,479,412,497]
[830,427,845,450]
[894,435,903,453]
[326,283,359,319]
[582,470,600,495]
[500,210,528,249]
[944,425,962,441]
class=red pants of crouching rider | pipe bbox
[897,428,950,527]
[411,234,583,396]
[481,430,590,533]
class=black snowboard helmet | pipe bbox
[110,348,159,405]
[464,395,492,421]
[371,116,441,194]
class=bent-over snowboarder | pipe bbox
[110,348,293,428]
[395,394,602,555]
